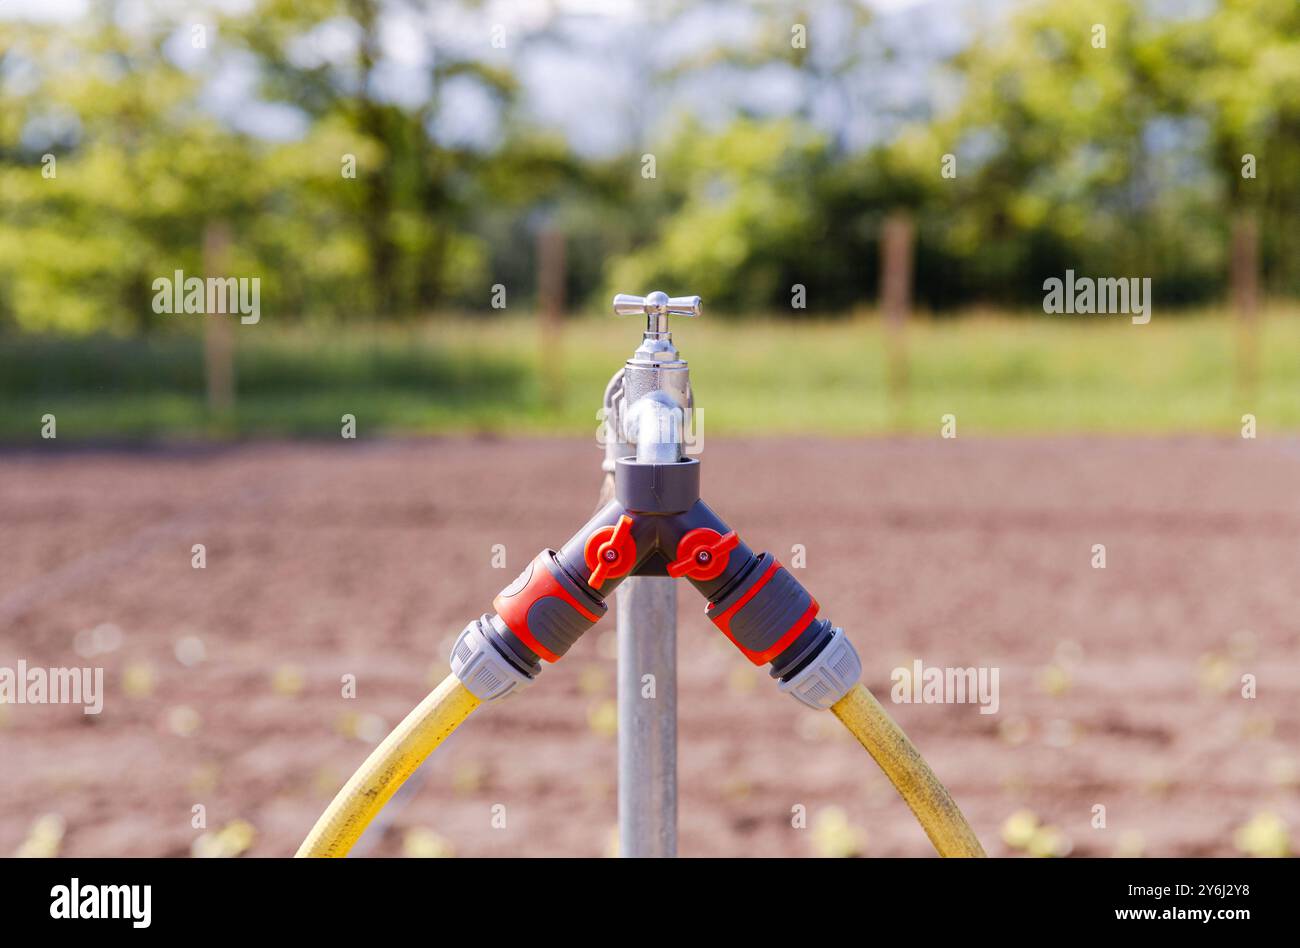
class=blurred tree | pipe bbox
[654,0,875,154]
[0,5,260,332]
[600,0,883,312]
[1,0,1297,332]
[605,118,834,311]
[930,0,1299,304]
[216,0,524,317]
[934,0,1189,302]
[1151,0,1300,297]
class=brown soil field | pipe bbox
[2,436,1298,857]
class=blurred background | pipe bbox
[1,0,1298,434]
[1,0,1298,858]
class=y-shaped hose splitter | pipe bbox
[297,291,985,858]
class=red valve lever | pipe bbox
[667,528,738,581]
[584,515,636,590]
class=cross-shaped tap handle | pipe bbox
[612,291,702,333]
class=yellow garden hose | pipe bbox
[297,668,980,857]
[296,674,481,857]
[831,682,986,857]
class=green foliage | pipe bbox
[610,0,1299,311]
[0,0,534,331]
[0,0,1296,333]
[606,119,833,310]
[0,17,252,331]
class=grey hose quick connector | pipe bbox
[451,615,538,701]
[779,627,861,709]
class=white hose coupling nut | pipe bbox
[451,615,538,702]
[779,627,861,710]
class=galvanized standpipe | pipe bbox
[605,291,700,857]
[615,572,677,857]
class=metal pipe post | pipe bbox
[607,291,699,858]
[616,393,682,857]
[616,574,677,857]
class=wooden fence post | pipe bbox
[203,220,235,418]
[880,210,915,414]
[1231,209,1260,402]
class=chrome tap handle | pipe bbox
[612,290,702,333]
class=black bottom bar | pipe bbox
[0,856,1284,935]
